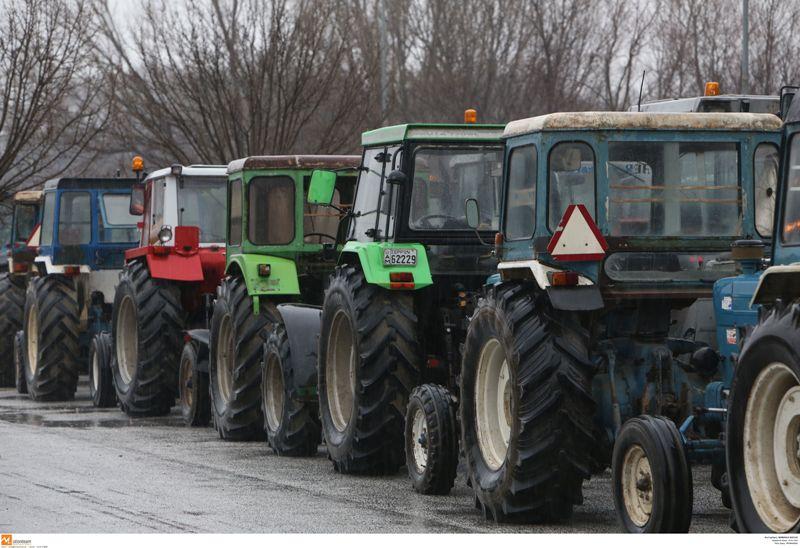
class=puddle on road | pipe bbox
[0,410,186,428]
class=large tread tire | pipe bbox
[611,415,693,533]
[112,261,183,416]
[14,330,27,394]
[179,340,211,427]
[318,265,420,475]
[23,275,81,401]
[726,300,800,533]
[460,282,596,523]
[89,333,116,408]
[209,276,272,441]
[262,322,321,456]
[0,273,27,387]
[405,383,459,495]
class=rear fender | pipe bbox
[751,264,800,306]
[339,241,433,290]
[497,259,604,311]
[274,303,322,397]
[226,253,300,297]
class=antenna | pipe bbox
[637,71,646,112]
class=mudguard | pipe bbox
[227,253,300,297]
[275,303,321,396]
[497,259,603,311]
[750,264,800,306]
[146,253,204,282]
[340,241,433,290]
[185,329,210,372]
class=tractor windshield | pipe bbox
[408,146,503,231]
[178,176,227,243]
[13,203,38,245]
[99,193,139,243]
[606,141,741,237]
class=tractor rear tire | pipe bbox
[726,300,800,533]
[0,273,27,387]
[14,330,27,394]
[612,415,693,533]
[89,332,116,408]
[318,265,420,475]
[112,261,183,416]
[209,276,271,441]
[261,322,321,456]
[179,340,211,427]
[460,282,596,523]
[23,275,81,401]
[405,383,459,495]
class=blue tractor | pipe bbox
[725,92,800,533]
[451,111,781,532]
[22,177,140,401]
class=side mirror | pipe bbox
[465,198,480,229]
[308,170,336,205]
[386,170,407,186]
[129,182,144,216]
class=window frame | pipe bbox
[228,178,243,246]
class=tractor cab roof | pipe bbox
[631,94,779,115]
[144,164,227,181]
[13,190,42,203]
[361,123,504,146]
[43,177,137,191]
[504,111,782,139]
[227,155,360,175]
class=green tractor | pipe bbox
[198,155,359,454]
[308,113,504,480]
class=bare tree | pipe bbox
[0,0,112,199]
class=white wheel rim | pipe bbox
[264,353,284,432]
[116,295,138,385]
[475,338,512,471]
[744,362,800,532]
[91,350,100,393]
[179,352,193,411]
[326,310,356,432]
[26,302,38,376]
[216,314,234,404]
[621,444,653,527]
[411,406,428,473]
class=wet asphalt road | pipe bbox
[0,379,731,533]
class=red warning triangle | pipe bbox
[547,204,608,261]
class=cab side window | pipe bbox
[505,145,537,240]
[548,142,595,230]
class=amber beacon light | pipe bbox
[704,81,720,96]
[464,109,477,124]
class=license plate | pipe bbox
[383,248,417,266]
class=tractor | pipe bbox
[0,190,41,388]
[308,113,504,480]
[724,90,800,533]
[109,159,228,417]
[22,177,140,401]
[456,111,781,532]
[197,155,359,454]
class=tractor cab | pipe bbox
[4,190,42,275]
[633,82,780,116]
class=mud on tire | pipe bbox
[0,273,27,387]
[460,282,596,523]
[318,265,420,475]
[112,261,184,416]
[261,322,321,456]
[209,276,272,441]
[23,275,81,401]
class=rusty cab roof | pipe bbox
[227,155,361,175]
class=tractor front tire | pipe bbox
[14,330,27,394]
[460,282,596,523]
[0,273,27,387]
[405,383,459,495]
[179,340,211,427]
[611,415,693,533]
[112,261,184,416]
[89,333,116,408]
[318,265,419,475]
[23,275,81,401]
[726,300,800,533]
[261,322,321,456]
[209,276,271,441]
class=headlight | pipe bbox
[158,225,173,244]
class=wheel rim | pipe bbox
[621,444,653,527]
[411,406,428,473]
[116,295,138,385]
[26,302,38,376]
[216,314,234,405]
[474,338,512,471]
[263,353,284,432]
[326,310,356,432]
[91,350,100,393]
[744,362,800,532]
[179,351,193,412]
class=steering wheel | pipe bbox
[304,232,337,242]
[415,214,459,228]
